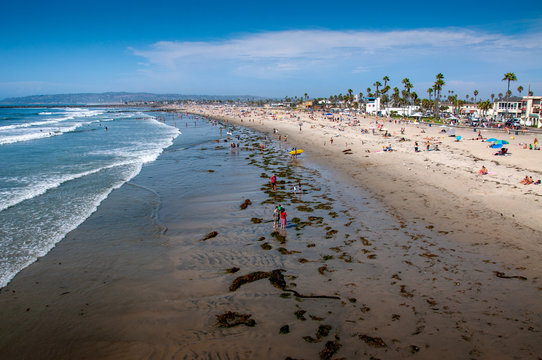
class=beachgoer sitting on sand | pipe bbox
[520,176,530,185]
[414,141,420,152]
[494,148,508,156]
[479,166,488,175]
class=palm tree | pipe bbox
[427,88,433,101]
[473,90,479,104]
[491,93,495,102]
[498,93,503,100]
[373,81,382,96]
[402,78,413,97]
[517,85,524,97]
[402,78,413,114]
[478,100,492,118]
[433,73,445,120]
[383,76,390,88]
[502,72,517,99]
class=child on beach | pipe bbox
[478,165,488,175]
[280,208,287,230]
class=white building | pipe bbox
[365,97,381,115]
[521,96,542,128]
[491,98,522,120]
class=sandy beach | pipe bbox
[0,107,540,359]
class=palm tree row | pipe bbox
[290,72,532,114]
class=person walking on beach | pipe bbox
[271,174,277,191]
[273,206,280,230]
[280,208,287,230]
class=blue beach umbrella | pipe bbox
[496,140,509,145]
[490,143,503,149]
[486,138,498,142]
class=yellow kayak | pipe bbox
[289,149,304,155]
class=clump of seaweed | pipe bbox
[225,267,240,274]
[318,265,329,275]
[359,334,387,348]
[325,230,338,239]
[216,311,256,328]
[251,217,263,224]
[297,205,314,212]
[316,325,332,338]
[229,270,340,300]
[260,242,272,250]
[240,199,252,210]
[277,247,300,255]
[279,325,290,334]
[200,231,218,241]
[315,203,333,210]
[294,309,307,320]
[319,340,342,360]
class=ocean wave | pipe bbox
[0,163,143,288]
[0,128,179,212]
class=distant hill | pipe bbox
[0,92,263,105]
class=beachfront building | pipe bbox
[491,98,522,120]
[383,105,420,117]
[365,97,381,115]
[520,96,542,128]
[459,104,481,118]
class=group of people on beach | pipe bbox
[520,176,541,185]
[273,205,287,230]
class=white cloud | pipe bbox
[129,28,542,97]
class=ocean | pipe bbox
[0,107,180,287]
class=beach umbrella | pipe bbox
[486,138,498,142]
[456,135,462,141]
[490,143,503,148]
[496,140,509,145]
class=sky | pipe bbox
[1,0,542,100]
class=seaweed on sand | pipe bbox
[229,270,341,300]
[240,199,252,210]
[225,267,240,274]
[359,334,387,348]
[216,311,256,328]
[319,340,342,360]
[315,203,333,210]
[200,231,218,241]
[279,325,290,334]
[296,205,314,212]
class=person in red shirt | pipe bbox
[280,208,287,230]
[270,174,276,191]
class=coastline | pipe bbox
[0,109,540,359]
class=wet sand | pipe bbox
[0,112,541,359]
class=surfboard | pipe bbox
[289,149,304,155]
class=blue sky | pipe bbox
[1,0,541,100]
